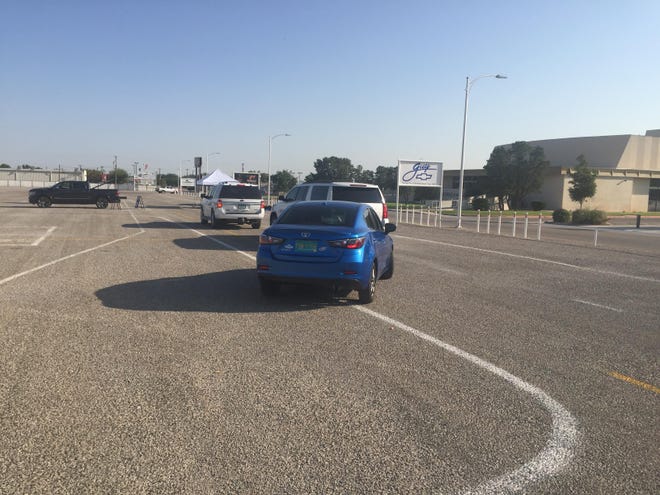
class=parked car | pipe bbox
[269,182,389,225]
[257,201,396,303]
[28,181,121,209]
[200,183,264,228]
[156,186,178,193]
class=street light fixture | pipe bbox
[267,133,291,205]
[206,151,220,176]
[456,74,507,228]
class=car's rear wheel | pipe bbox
[37,196,52,208]
[259,278,280,296]
[251,221,261,229]
[96,197,109,209]
[358,264,376,304]
[200,208,208,224]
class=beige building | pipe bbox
[448,130,660,212]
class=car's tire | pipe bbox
[270,212,277,225]
[200,208,208,224]
[251,221,261,229]
[37,196,51,208]
[259,278,280,296]
[358,263,377,304]
[96,197,109,209]
[211,210,220,228]
[381,251,394,280]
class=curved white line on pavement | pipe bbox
[354,305,579,494]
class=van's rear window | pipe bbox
[331,186,382,203]
[219,186,262,199]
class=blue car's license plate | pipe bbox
[295,240,317,253]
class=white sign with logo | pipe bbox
[397,160,443,187]
[395,159,444,225]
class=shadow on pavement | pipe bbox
[95,269,356,313]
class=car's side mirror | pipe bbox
[384,223,396,234]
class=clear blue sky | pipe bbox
[2,0,659,177]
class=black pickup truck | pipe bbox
[28,181,121,209]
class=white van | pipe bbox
[269,182,388,225]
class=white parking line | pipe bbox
[31,226,57,246]
[0,211,144,287]
[0,226,57,246]
[169,219,579,493]
[573,299,623,313]
[394,234,660,284]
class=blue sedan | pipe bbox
[257,201,396,303]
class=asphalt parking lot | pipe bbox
[1,188,658,494]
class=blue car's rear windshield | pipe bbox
[278,205,357,226]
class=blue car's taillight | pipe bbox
[328,237,366,249]
[259,234,284,245]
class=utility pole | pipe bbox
[113,155,117,186]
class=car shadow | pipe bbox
[123,221,203,229]
[173,234,259,251]
[95,269,356,313]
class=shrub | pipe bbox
[531,201,546,211]
[571,209,608,225]
[552,209,571,223]
[471,197,489,211]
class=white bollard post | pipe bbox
[523,212,529,239]
[512,212,517,237]
[594,228,598,247]
[405,206,409,224]
[427,207,431,226]
[438,207,442,228]
[497,210,503,235]
[537,214,542,240]
[487,210,491,234]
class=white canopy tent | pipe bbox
[196,169,238,186]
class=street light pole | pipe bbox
[206,151,220,176]
[267,133,291,205]
[456,74,507,228]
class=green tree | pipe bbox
[305,156,355,182]
[568,155,597,208]
[483,141,548,210]
[161,173,179,187]
[0,163,10,168]
[85,169,103,182]
[271,170,297,195]
[352,164,375,183]
[374,165,397,192]
[107,168,129,184]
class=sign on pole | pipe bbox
[396,160,444,224]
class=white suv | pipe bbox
[200,183,264,228]
[269,182,388,225]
